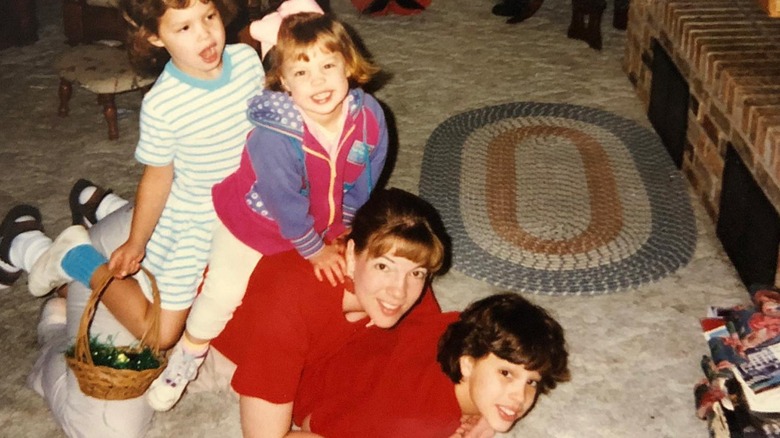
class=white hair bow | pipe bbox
[249,0,324,59]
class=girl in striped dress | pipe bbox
[20,0,264,348]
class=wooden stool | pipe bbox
[55,44,155,140]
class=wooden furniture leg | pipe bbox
[568,0,607,50]
[58,78,73,117]
[613,0,629,30]
[97,93,119,140]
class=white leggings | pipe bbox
[28,205,155,437]
[185,220,262,341]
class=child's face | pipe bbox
[149,0,226,80]
[460,353,541,432]
[346,241,429,328]
[280,43,350,131]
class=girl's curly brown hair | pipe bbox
[121,0,239,76]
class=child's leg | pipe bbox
[187,221,263,341]
[147,221,262,411]
[84,204,187,349]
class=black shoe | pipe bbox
[361,0,390,14]
[396,0,426,10]
[69,178,113,228]
[492,0,525,17]
[0,205,43,289]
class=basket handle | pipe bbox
[72,266,163,366]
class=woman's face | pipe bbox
[346,240,429,328]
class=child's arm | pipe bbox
[239,395,293,438]
[109,164,173,277]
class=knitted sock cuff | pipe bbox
[182,335,210,357]
[61,244,107,287]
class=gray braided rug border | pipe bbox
[419,102,697,295]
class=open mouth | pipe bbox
[200,44,219,64]
[377,299,401,316]
[497,405,518,423]
[311,91,332,105]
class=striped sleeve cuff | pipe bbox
[292,228,325,259]
[343,205,357,227]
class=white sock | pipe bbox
[78,186,129,223]
[78,187,97,205]
[8,220,52,273]
[96,194,129,221]
[78,186,130,222]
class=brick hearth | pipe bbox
[624,0,780,284]
[624,0,780,218]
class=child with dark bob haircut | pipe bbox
[438,292,571,396]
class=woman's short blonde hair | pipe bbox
[264,12,379,92]
[349,188,446,276]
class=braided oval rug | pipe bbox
[419,102,697,295]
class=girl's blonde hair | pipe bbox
[264,12,379,91]
[121,0,239,75]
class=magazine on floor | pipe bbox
[699,288,780,415]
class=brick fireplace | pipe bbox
[623,0,780,286]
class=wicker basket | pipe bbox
[66,267,167,400]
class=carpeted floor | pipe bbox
[0,0,751,437]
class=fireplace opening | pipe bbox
[716,144,780,287]
[647,39,688,169]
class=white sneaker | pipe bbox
[28,225,90,297]
[146,346,206,411]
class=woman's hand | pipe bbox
[308,243,346,286]
[109,238,146,278]
[449,415,495,438]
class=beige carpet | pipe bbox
[0,0,749,436]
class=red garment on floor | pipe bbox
[351,0,432,16]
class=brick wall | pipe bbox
[624,0,780,219]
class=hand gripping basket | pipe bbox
[66,267,168,400]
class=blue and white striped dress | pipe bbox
[135,44,264,310]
